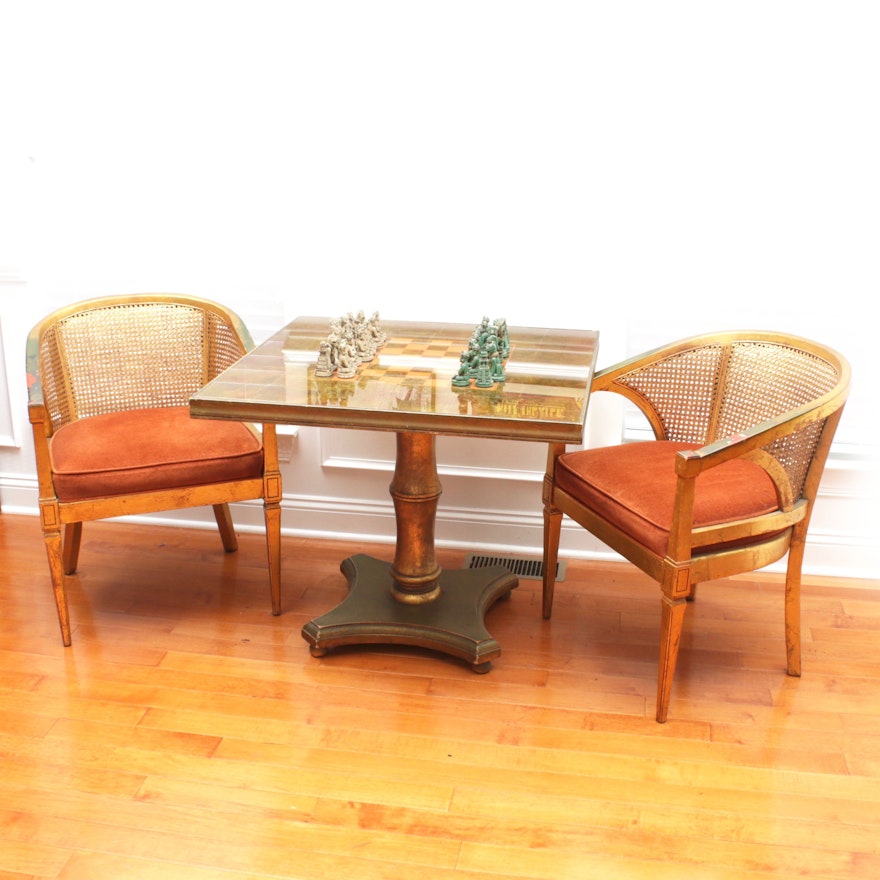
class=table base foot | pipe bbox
[301,554,519,671]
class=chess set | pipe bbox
[282,314,587,424]
[309,314,511,391]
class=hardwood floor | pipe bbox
[1,512,878,879]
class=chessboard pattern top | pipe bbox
[191,317,600,444]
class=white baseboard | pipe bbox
[3,477,876,584]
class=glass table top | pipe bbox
[191,317,600,444]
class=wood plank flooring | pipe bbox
[0,512,878,879]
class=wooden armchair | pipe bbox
[26,294,283,645]
[541,331,850,722]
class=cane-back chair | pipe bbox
[26,294,283,645]
[542,331,850,722]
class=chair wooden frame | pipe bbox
[541,331,851,722]
[26,294,283,645]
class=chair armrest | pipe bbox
[675,388,845,476]
[675,423,797,513]
[675,391,846,518]
[664,421,804,560]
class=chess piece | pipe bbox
[336,343,358,379]
[355,323,372,361]
[327,322,342,368]
[494,318,510,358]
[452,351,471,387]
[475,350,494,387]
[487,340,505,383]
[467,341,481,378]
[369,311,386,347]
[315,340,335,377]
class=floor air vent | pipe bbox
[463,554,567,582]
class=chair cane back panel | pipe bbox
[37,299,251,433]
[613,344,726,444]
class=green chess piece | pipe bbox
[467,341,481,378]
[452,351,471,387]
[494,318,510,358]
[475,350,494,388]
[489,345,506,382]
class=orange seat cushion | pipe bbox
[50,406,264,501]
[555,441,781,557]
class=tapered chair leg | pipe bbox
[264,501,282,616]
[784,529,807,677]
[44,529,72,646]
[542,508,563,619]
[656,593,688,723]
[62,521,83,574]
[260,423,283,616]
[212,503,239,552]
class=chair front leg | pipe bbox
[784,525,807,677]
[263,500,282,616]
[261,423,283,616]
[656,591,688,723]
[44,526,72,646]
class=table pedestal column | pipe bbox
[389,432,442,603]
[301,432,519,671]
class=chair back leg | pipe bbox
[212,503,239,552]
[63,521,83,574]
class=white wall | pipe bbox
[2,2,877,578]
